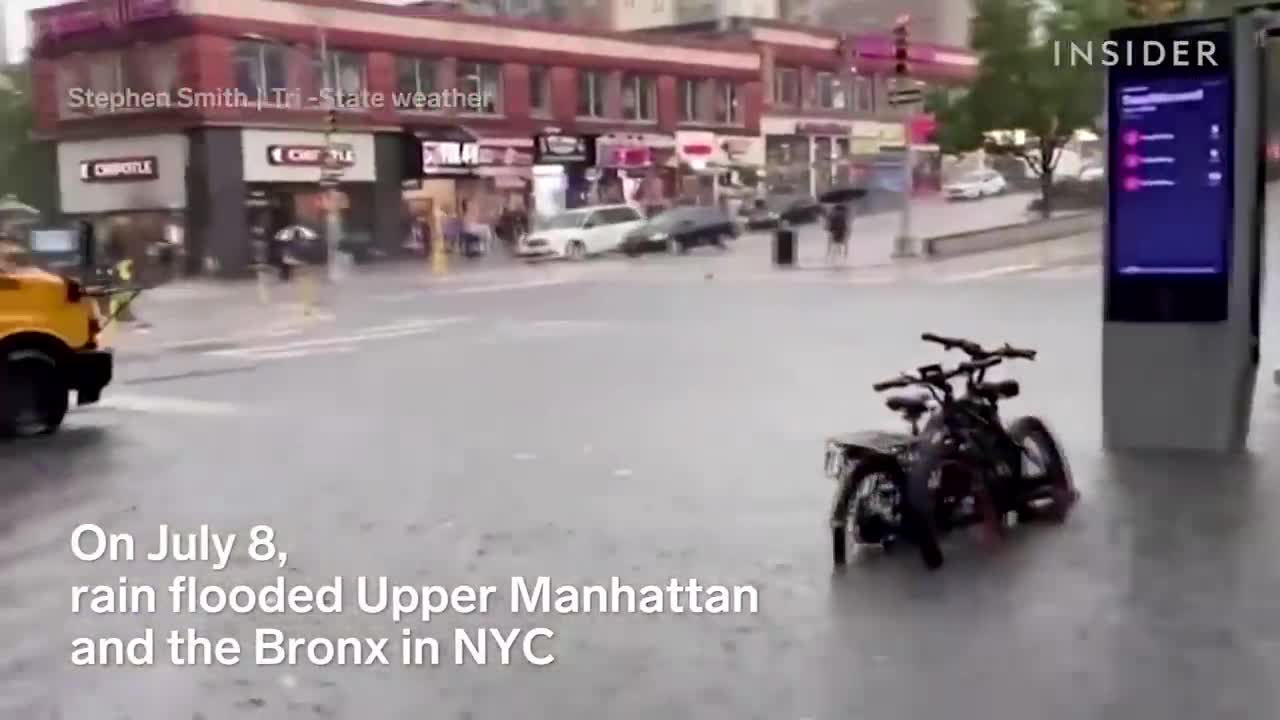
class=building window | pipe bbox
[813,71,837,109]
[713,80,739,125]
[57,62,82,117]
[773,66,799,107]
[458,61,502,114]
[87,52,125,95]
[678,78,699,122]
[529,65,549,115]
[396,56,438,99]
[851,75,875,113]
[148,46,180,96]
[314,50,367,104]
[621,73,655,121]
[233,41,287,100]
[578,70,606,117]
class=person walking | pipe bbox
[825,202,849,263]
[442,205,462,255]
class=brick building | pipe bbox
[639,18,977,197]
[28,0,762,276]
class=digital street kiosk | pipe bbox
[1102,15,1265,453]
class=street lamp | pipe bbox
[315,26,345,283]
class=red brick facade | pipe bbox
[28,7,763,141]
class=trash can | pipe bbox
[773,228,796,266]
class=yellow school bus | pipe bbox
[0,252,113,436]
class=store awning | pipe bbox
[461,128,534,165]
[465,128,535,149]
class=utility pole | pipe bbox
[891,14,915,258]
[318,28,345,283]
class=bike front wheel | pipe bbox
[1007,416,1076,522]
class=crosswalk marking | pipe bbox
[251,346,356,360]
[934,263,1044,283]
[95,394,240,416]
[205,316,470,358]
[361,318,454,333]
[435,278,569,295]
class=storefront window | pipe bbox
[458,61,502,114]
[621,73,656,122]
[529,65,549,116]
[773,66,799,107]
[233,42,287,100]
[814,137,834,195]
[578,70,606,118]
[766,136,811,195]
[396,56,438,98]
[713,80,739,125]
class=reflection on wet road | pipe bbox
[3,268,1280,719]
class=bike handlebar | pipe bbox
[921,333,1036,361]
[872,357,1000,393]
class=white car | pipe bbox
[942,169,1007,201]
[518,204,645,260]
[1078,165,1104,182]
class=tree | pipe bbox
[930,0,1120,217]
[0,65,57,220]
[924,89,981,157]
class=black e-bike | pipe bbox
[826,334,1076,569]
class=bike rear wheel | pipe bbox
[830,456,907,567]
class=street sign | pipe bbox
[888,88,923,106]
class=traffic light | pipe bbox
[893,14,910,77]
[1126,0,1186,19]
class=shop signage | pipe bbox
[267,145,355,167]
[796,122,853,136]
[721,138,754,158]
[422,141,480,173]
[34,0,176,41]
[850,121,905,154]
[537,134,588,163]
[79,156,158,182]
[599,145,652,168]
[478,146,534,166]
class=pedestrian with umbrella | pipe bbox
[818,186,867,264]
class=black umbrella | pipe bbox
[818,186,868,204]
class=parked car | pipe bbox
[621,206,738,255]
[740,193,823,229]
[516,204,645,260]
[1077,164,1104,182]
[942,169,1008,201]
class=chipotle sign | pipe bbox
[266,145,356,167]
[79,156,158,182]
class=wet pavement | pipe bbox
[2,234,1279,719]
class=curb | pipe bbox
[921,212,1101,259]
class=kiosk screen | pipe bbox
[1105,24,1234,322]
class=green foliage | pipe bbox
[0,65,56,220]
[931,0,1123,215]
[925,89,983,157]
